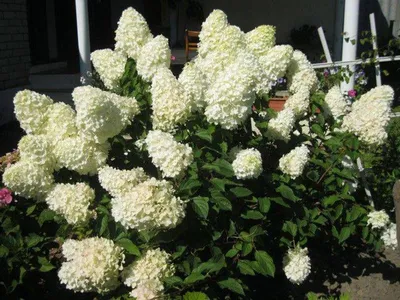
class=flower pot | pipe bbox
[268,97,288,112]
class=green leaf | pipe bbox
[241,210,264,220]
[276,185,299,202]
[203,159,234,177]
[241,242,253,256]
[0,245,9,257]
[306,292,319,300]
[226,248,239,258]
[322,195,340,207]
[38,209,56,226]
[25,233,44,248]
[258,197,270,213]
[192,197,209,219]
[218,278,245,295]
[210,178,226,192]
[184,272,205,284]
[180,179,202,191]
[26,205,36,216]
[210,190,232,211]
[238,260,255,275]
[116,238,140,256]
[339,227,352,243]
[270,197,290,208]
[99,215,109,236]
[283,221,297,237]
[38,257,55,272]
[195,128,213,143]
[165,276,183,287]
[254,250,275,277]
[230,187,252,198]
[183,292,208,300]
[311,123,324,136]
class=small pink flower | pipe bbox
[348,90,357,97]
[0,188,12,206]
[171,55,176,61]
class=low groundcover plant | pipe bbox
[0,7,397,300]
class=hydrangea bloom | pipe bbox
[45,183,95,224]
[2,160,54,200]
[178,62,208,111]
[284,86,310,117]
[258,45,293,81]
[91,49,127,90]
[287,50,318,93]
[14,90,53,134]
[122,248,175,299]
[381,223,398,250]
[145,130,193,178]
[283,246,311,284]
[98,166,148,197]
[367,210,390,229]
[279,144,310,179]
[41,102,78,142]
[193,51,234,85]
[341,85,394,146]
[246,25,276,57]
[151,68,191,131]
[204,52,257,129]
[111,177,186,231]
[267,108,295,142]
[18,135,56,171]
[324,86,349,120]
[232,148,263,180]
[58,237,125,293]
[136,35,171,82]
[115,7,152,60]
[53,135,109,175]
[105,91,140,125]
[198,9,228,56]
[73,86,125,143]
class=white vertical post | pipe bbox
[341,0,360,93]
[75,0,91,83]
[369,13,382,86]
[318,27,333,63]
[334,0,345,60]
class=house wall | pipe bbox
[0,0,30,91]
[200,0,336,44]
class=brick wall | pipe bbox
[0,0,30,90]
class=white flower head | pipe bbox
[324,86,350,120]
[91,49,127,90]
[284,86,310,117]
[259,45,293,81]
[367,210,390,229]
[98,166,148,197]
[178,62,208,111]
[232,148,263,180]
[246,25,276,57]
[381,223,398,250]
[136,35,171,82]
[58,237,125,293]
[18,134,56,171]
[111,178,186,231]
[283,246,311,284]
[279,144,310,179]
[287,50,318,93]
[145,130,193,178]
[115,7,153,60]
[267,108,295,142]
[45,183,95,224]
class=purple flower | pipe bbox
[348,90,357,97]
[0,188,12,207]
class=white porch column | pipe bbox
[341,0,360,92]
[75,0,91,83]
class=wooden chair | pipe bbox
[185,29,200,61]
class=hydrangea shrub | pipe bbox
[0,8,397,299]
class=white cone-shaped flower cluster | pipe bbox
[136,35,171,82]
[45,183,95,224]
[17,134,56,171]
[342,85,394,146]
[367,210,390,229]
[246,25,276,57]
[198,9,229,56]
[115,7,153,60]
[122,248,175,299]
[232,148,263,180]
[284,86,310,117]
[13,90,53,134]
[287,50,318,93]
[2,160,54,200]
[91,49,127,90]
[279,144,310,179]
[283,246,311,284]
[111,177,186,231]
[324,85,349,120]
[58,237,125,293]
[178,62,208,111]
[151,68,191,131]
[145,130,193,178]
[267,108,296,142]
[98,166,148,197]
[381,223,398,250]
[259,45,293,81]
